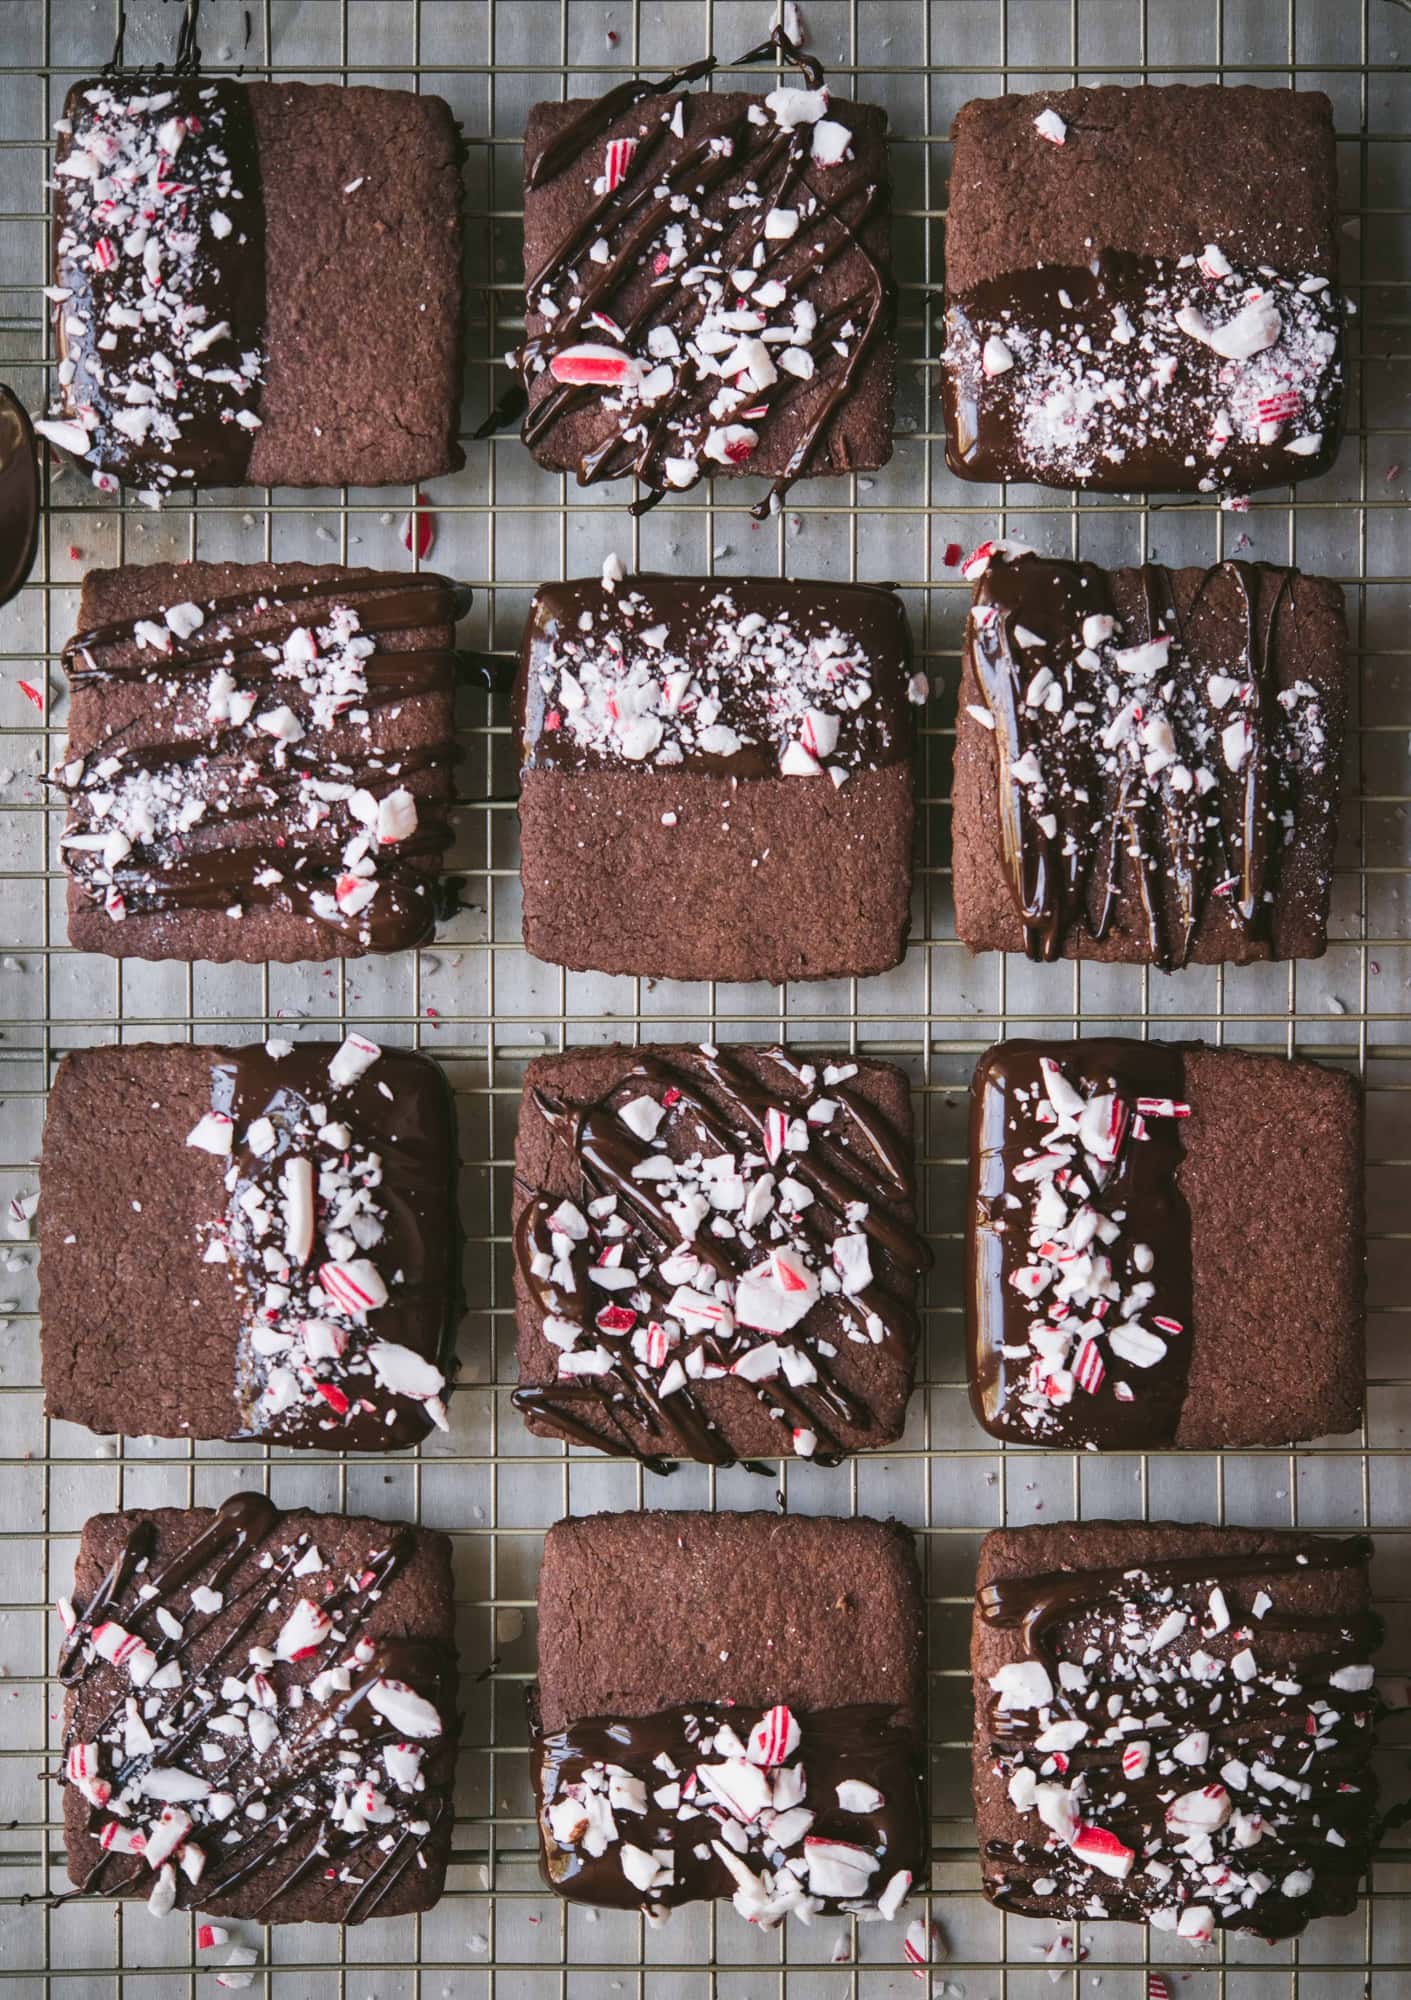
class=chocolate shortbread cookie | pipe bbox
[512,1042,929,1467]
[511,37,894,511]
[972,1520,1380,1940]
[942,86,1343,493]
[532,1509,927,1923]
[517,570,921,982]
[56,559,459,962]
[41,1036,457,1449]
[952,548,1347,967]
[57,1494,457,1921]
[967,1039,1363,1449]
[40,77,463,495]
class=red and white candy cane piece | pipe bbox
[603,136,638,188]
[1134,1096,1191,1119]
[274,1596,332,1662]
[1147,1979,1171,2000]
[1257,390,1302,425]
[549,344,641,388]
[197,1924,230,1951]
[1122,1740,1151,1779]
[99,1821,146,1854]
[1072,1338,1106,1395]
[746,1704,800,1768]
[763,1106,789,1165]
[1152,1315,1184,1336]
[319,1258,388,1317]
[1069,1822,1135,1880]
[312,1378,351,1416]
[66,1741,111,1808]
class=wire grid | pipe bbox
[0,0,1407,1992]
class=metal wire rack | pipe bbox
[0,0,1407,1991]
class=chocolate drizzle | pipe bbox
[52,1493,456,1923]
[49,76,266,493]
[966,551,1329,969]
[977,1536,1380,1937]
[968,1039,1193,1448]
[942,251,1343,493]
[55,571,459,954]
[531,1698,925,1917]
[488,29,893,518]
[204,1038,458,1450]
[513,1045,929,1469]
[0,386,39,610]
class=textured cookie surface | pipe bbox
[972,1520,1378,1940]
[40,1037,457,1448]
[513,1042,925,1464]
[60,1495,457,1922]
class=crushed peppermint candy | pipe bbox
[523,575,909,785]
[45,79,265,498]
[201,1039,449,1443]
[982,1544,1377,1943]
[945,250,1342,491]
[971,1045,1192,1444]
[535,1699,920,1928]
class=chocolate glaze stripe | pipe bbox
[51,1494,452,1921]
[967,1040,1194,1449]
[514,1046,929,1470]
[969,554,1309,970]
[48,77,266,492]
[532,1699,924,1916]
[64,575,458,683]
[943,251,1344,494]
[978,1539,1380,1935]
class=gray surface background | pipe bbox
[0,0,1408,1992]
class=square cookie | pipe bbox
[966,1039,1363,1449]
[58,1494,457,1922]
[515,64,894,509]
[57,560,459,962]
[40,1036,458,1449]
[952,549,1347,967]
[532,1509,926,1923]
[42,77,463,495]
[512,1042,928,1467]
[517,571,920,981]
[973,1520,1379,1940]
[942,86,1343,492]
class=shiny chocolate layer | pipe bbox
[56,571,457,954]
[202,1037,457,1450]
[53,1492,455,1923]
[968,1040,1192,1448]
[965,551,1330,969]
[943,251,1342,493]
[47,78,265,494]
[532,1697,924,1920]
[513,1044,929,1469]
[0,386,39,609]
[492,29,892,518]
[977,1536,1380,1938]
[518,573,915,780]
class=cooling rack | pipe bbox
[0,0,1408,1991]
